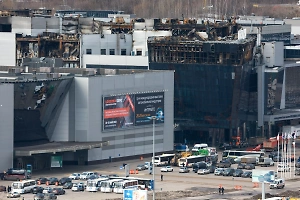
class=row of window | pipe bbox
[86,49,143,56]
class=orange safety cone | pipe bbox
[238,186,242,190]
[135,170,138,174]
[140,156,143,161]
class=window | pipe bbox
[121,49,126,55]
[109,49,115,55]
[101,49,106,55]
[86,49,92,55]
[136,49,142,56]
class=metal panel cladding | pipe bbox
[103,94,135,130]
[135,92,164,126]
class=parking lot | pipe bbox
[1,150,300,200]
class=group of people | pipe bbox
[219,186,225,195]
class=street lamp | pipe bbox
[151,116,157,200]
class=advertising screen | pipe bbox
[103,92,164,130]
[103,94,135,130]
[252,169,275,183]
[135,92,164,126]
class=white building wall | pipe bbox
[0,84,14,171]
[82,55,148,68]
[0,33,16,67]
[11,16,31,36]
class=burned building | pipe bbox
[148,20,258,145]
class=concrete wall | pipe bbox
[0,84,14,171]
[73,71,174,162]
[0,32,16,67]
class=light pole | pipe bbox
[152,116,156,200]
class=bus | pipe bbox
[86,178,109,192]
[110,177,152,190]
[178,155,207,167]
[100,179,123,193]
[222,150,265,159]
[11,180,36,194]
[153,154,175,166]
[4,169,29,181]
[113,180,138,194]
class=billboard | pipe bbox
[103,94,135,130]
[252,169,275,183]
[135,92,164,126]
[123,189,148,200]
[103,92,164,130]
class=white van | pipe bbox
[192,144,208,152]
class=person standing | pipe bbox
[221,187,224,195]
[218,186,221,194]
[161,174,163,181]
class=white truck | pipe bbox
[257,157,275,167]
[269,178,285,189]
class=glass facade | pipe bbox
[285,67,300,109]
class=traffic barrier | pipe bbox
[237,186,242,190]
[253,183,259,188]
[55,182,59,186]
[135,170,139,174]
[140,156,143,161]
[37,181,41,185]
[130,170,134,174]
[46,181,49,186]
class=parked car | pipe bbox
[87,174,99,180]
[237,163,246,169]
[59,177,72,185]
[108,174,119,178]
[192,162,207,173]
[69,173,80,180]
[270,178,285,189]
[219,143,232,150]
[245,163,255,170]
[233,169,244,177]
[36,177,49,184]
[63,182,73,189]
[136,164,146,171]
[223,168,235,176]
[241,171,252,178]
[214,168,225,176]
[295,168,300,175]
[295,162,300,168]
[34,193,45,200]
[52,188,65,195]
[32,186,44,194]
[216,160,231,168]
[197,168,210,175]
[48,177,59,185]
[71,183,84,192]
[80,172,95,180]
[7,192,21,198]
[44,193,57,200]
[208,165,216,173]
[43,187,53,194]
[160,166,173,172]
[0,185,6,192]
[179,167,190,173]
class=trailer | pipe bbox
[240,157,257,164]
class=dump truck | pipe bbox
[263,140,278,152]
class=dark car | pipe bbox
[87,174,99,180]
[233,169,244,177]
[237,163,246,169]
[44,193,57,200]
[0,173,4,180]
[34,193,45,200]
[48,177,59,185]
[295,162,300,168]
[193,162,207,173]
[63,182,73,189]
[36,177,49,184]
[52,188,65,195]
[219,143,232,150]
[32,186,44,194]
[59,177,72,185]
[217,160,231,168]
[245,163,255,170]
[208,165,216,173]
[108,174,119,178]
[223,168,235,176]
[136,164,146,171]
[241,171,252,178]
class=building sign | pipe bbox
[135,92,164,126]
[50,156,63,168]
[103,92,164,130]
[103,94,135,130]
[252,169,275,183]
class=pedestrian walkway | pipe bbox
[176,190,260,200]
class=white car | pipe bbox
[7,192,21,198]
[42,187,53,194]
[69,173,80,180]
[80,172,95,180]
[278,163,290,172]
[179,167,190,173]
[197,168,210,175]
[160,166,173,172]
